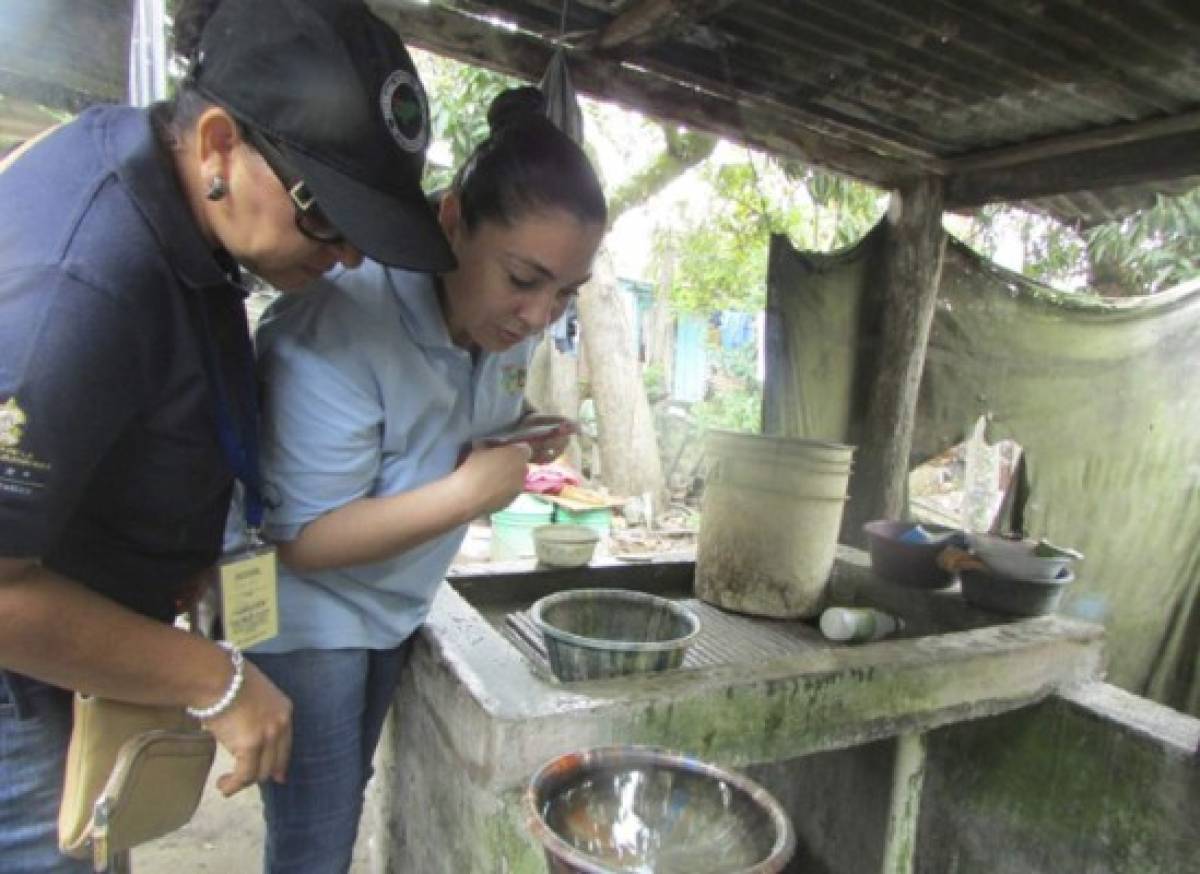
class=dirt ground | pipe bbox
[133,747,372,873]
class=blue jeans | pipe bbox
[0,675,92,873]
[247,644,410,874]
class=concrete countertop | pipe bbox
[417,545,1106,790]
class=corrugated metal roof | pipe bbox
[407,0,1200,224]
[503,0,1200,155]
[4,0,1197,224]
[1030,176,1200,229]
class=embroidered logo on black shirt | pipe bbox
[0,396,50,497]
[0,397,25,448]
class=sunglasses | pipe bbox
[246,128,345,246]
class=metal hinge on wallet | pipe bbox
[90,798,131,873]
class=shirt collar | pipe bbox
[105,106,244,294]
[386,267,464,352]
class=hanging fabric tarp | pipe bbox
[766,227,1200,716]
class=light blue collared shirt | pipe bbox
[250,261,534,652]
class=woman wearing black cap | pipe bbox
[0,1,450,869]
[246,87,607,872]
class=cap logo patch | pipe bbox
[380,70,430,153]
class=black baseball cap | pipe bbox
[192,0,455,272]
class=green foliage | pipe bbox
[608,129,716,222]
[657,154,884,315]
[1023,218,1087,288]
[691,386,762,433]
[690,345,762,434]
[669,221,769,313]
[1083,190,1200,295]
[642,362,666,402]
[716,343,760,384]
[413,53,519,191]
[961,189,1200,296]
[800,166,885,250]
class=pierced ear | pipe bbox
[194,107,242,188]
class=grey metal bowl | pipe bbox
[524,745,796,873]
[530,589,701,682]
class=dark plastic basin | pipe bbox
[960,567,1075,616]
[531,589,701,682]
[863,520,965,590]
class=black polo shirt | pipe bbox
[0,105,249,621]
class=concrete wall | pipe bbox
[372,643,545,874]
[364,560,1195,873]
[917,682,1200,874]
[743,740,896,874]
[371,673,1199,874]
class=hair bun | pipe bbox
[487,87,547,135]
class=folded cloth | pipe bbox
[524,464,582,496]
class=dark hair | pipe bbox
[451,87,607,231]
[152,0,224,140]
[173,0,223,62]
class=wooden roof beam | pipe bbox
[946,110,1200,176]
[593,0,738,53]
[946,118,1200,208]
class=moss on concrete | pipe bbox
[621,665,942,763]
[920,697,1200,873]
[478,790,545,874]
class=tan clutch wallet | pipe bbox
[58,694,216,866]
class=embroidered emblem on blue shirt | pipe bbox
[501,365,527,394]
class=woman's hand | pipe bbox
[455,442,533,516]
[517,413,578,465]
[202,660,294,796]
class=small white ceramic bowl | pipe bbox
[966,534,1075,581]
[533,524,600,568]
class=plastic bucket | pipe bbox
[490,494,554,560]
[696,430,855,618]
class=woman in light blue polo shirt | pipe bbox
[248,87,607,873]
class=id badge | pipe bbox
[219,543,279,650]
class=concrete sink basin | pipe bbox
[375,546,1104,873]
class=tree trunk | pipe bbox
[607,130,716,222]
[843,176,946,542]
[525,335,583,469]
[578,248,667,510]
[647,240,677,399]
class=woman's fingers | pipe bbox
[271,722,293,784]
[216,746,259,797]
[206,660,294,794]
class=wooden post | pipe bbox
[845,176,946,538]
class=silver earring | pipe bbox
[206,175,228,201]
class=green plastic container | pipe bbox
[490,494,554,560]
[553,506,612,537]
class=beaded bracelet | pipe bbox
[186,641,245,721]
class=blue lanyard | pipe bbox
[194,291,264,533]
